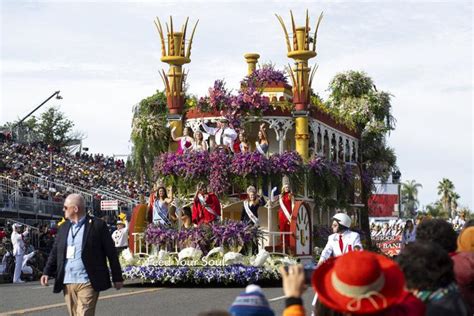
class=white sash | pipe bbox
[243,200,259,225]
[255,142,265,155]
[153,200,170,225]
[279,197,292,223]
[198,195,220,219]
[180,138,191,153]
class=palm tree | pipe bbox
[449,192,460,218]
[401,180,423,217]
[437,178,455,218]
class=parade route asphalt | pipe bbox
[0,280,315,315]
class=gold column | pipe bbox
[244,53,260,75]
[275,10,323,161]
[154,16,198,139]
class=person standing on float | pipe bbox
[148,184,173,225]
[171,126,194,154]
[201,118,237,151]
[270,177,293,251]
[192,183,221,225]
[241,186,266,226]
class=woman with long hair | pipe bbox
[149,185,173,225]
[192,130,208,152]
[238,130,250,153]
[271,178,294,251]
[255,123,269,155]
[241,186,265,226]
[401,219,416,248]
[171,126,194,154]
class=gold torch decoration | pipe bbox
[275,10,323,160]
[154,16,199,116]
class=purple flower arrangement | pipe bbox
[122,264,281,285]
[146,220,262,255]
[196,79,272,128]
[269,151,303,176]
[234,85,270,114]
[146,224,177,251]
[154,152,185,177]
[307,156,344,180]
[242,64,288,86]
[231,152,270,177]
[209,150,232,195]
[153,151,360,205]
[210,220,262,250]
[182,151,211,180]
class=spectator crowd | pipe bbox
[0,140,149,203]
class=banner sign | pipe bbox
[100,200,119,211]
[372,234,402,257]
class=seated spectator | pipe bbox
[397,242,470,316]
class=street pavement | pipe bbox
[0,280,315,315]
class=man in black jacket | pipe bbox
[41,194,123,316]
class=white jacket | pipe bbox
[112,222,129,248]
[201,123,237,148]
[11,230,28,256]
[318,230,362,264]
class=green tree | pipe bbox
[37,106,75,149]
[437,178,455,218]
[449,192,460,218]
[426,202,445,218]
[325,70,397,246]
[130,90,170,185]
[401,180,423,217]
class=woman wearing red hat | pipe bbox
[280,251,426,316]
[317,213,362,266]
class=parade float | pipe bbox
[124,10,371,285]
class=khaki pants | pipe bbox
[64,283,99,316]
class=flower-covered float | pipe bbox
[124,10,392,285]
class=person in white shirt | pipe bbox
[317,213,362,266]
[11,223,29,283]
[111,220,128,254]
[201,119,237,151]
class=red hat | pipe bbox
[312,251,405,314]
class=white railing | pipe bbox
[262,231,293,255]
[132,233,149,256]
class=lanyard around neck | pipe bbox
[70,220,85,242]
